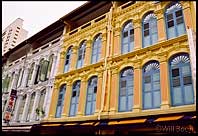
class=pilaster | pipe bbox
[95,73,103,114]
[84,40,92,66]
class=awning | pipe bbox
[2,126,32,132]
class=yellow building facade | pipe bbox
[41,1,196,134]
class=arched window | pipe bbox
[91,34,102,64]
[77,41,86,68]
[47,54,54,79]
[64,47,72,72]
[165,2,186,39]
[55,84,66,118]
[36,89,46,120]
[169,53,194,106]
[142,12,158,47]
[18,94,26,122]
[27,63,35,86]
[119,67,134,112]
[35,58,44,84]
[142,61,161,109]
[26,92,35,121]
[85,76,98,115]
[121,21,134,54]
[69,80,81,116]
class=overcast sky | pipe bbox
[2,1,87,38]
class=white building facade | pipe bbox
[2,21,65,128]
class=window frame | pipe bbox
[64,47,72,72]
[91,34,102,64]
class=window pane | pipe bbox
[151,33,158,44]
[144,23,149,29]
[172,87,182,105]
[177,23,185,36]
[92,55,97,64]
[127,87,133,95]
[153,81,160,90]
[183,76,192,85]
[72,91,76,97]
[144,93,152,109]
[123,31,128,37]
[94,86,97,93]
[130,29,134,35]
[168,21,174,28]
[182,65,190,75]
[144,30,149,36]
[121,80,126,88]
[153,72,160,81]
[119,96,126,111]
[144,36,150,47]
[167,14,173,21]
[168,27,176,38]
[86,102,91,115]
[175,10,182,17]
[144,83,151,92]
[172,69,179,77]
[87,95,92,101]
[145,76,151,83]
[176,17,183,25]
[92,101,95,114]
[56,107,61,117]
[93,93,96,101]
[70,104,75,116]
[153,91,160,108]
[173,78,180,87]
[120,88,126,96]
[184,85,194,104]
[123,37,128,44]
[128,95,133,111]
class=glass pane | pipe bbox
[123,37,128,44]
[173,77,180,87]
[127,87,133,95]
[151,33,158,44]
[153,81,160,90]
[56,106,61,117]
[122,44,128,53]
[167,14,173,21]
[153,91,160,108]
[183,76,192,85]
[94,86,97,93]
[92,55,96,64]
[70,104,75,116]
[184,85,194,104]
[177,23,185,36]
[172,69,179,77]
[130,29,134,35]
[175,10,182,17]
[86,102,91,115]
[144,36,150,47]
[92,101,95,114]
[144,93,152,109]
[88,87,92,94]
[144,30,149,36]
[153,72,160,81]
[119,96,126,111]
[129,41,134,51]
[93,93,96,101]
[87,95,92,101]
[168,27,176,38]
[176,17,183,25]
[182,65,190,75]
[121,80,126,88]
[145,75,151,83]
[72,91,76,97]
[120,88,126,96]
[128,95,133,111]
[172,87,182,105]
[144,83,151,92]
[144,23,149,29]
[123,31,128,37]
[168,21,174,28]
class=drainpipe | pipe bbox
[98,5,113,120]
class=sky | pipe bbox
[2,1,87,38]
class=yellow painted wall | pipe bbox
[45,1,196,123]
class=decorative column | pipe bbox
[12,94,23,122]
[113,26,121,56]
[155,9,166,42]
[21,93,31,122]
[43,86,53,118]
[30,91,41,121]
[95,73,103,114]
[182,2,194,30]
[109,67,119,115]
[70,46,78,71]
[84,39,92,66]
[48,83,59,118]
[77,77,87,116]
[133,19,142,50]
[21,67,30,88]
[133,62,142,112]
[50,55,58,78]
[11,70,19,90]
[100,32,107,61]
[159,55,171,109]
[58,51,66,74]
[30,62,39,85]
[62,82,72,117]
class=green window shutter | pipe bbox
[39,60,49,81]
[47,56,53,78]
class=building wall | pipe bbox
[2,36,62,126]
[2,18,28,55]
[46,1,196,123]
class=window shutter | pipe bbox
[39,60,49,81]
